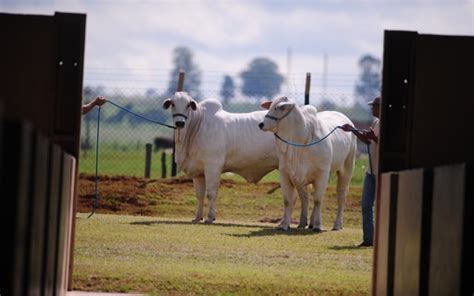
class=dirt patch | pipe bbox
[77,174,268,217]
[77,173,361,226]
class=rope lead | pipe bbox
[274,125,373,174]
[87,101,176,218]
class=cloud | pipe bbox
[2,0,472,96]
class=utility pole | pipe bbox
[322,53,328,101]
[286,47,292,93]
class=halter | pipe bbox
[172,113,188,120]
[264,105,294,122]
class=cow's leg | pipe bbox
[279,174,295,231]
[204,167,221,224]
[309,185,315,229]
[311,171,330,232]
[296,187,309,228]
[332,170,351,230]
[333,152,355,230]
[192,177,205,223]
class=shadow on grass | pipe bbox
[129,219,274,229]
[225,227,327,238]
[328,245,372,251]
[130,220,332,237]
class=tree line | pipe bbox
[83,46,381,124]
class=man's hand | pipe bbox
[365,128,378,143]
[340,123,355,132]
[92,96,107,106]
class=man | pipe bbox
[341,96,380,247]
[82,96,107,115]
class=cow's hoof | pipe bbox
[277,225,289,231]
[204,218,215,224]
[332,227,342,231]
[308,225,314,229]
[191,218,202,223]
[297,224,307,229]
[312,227,322,233]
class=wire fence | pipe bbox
[79,75,376,179]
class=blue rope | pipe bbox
[107,100,176,129]
[274,125,373,174]
[87,100,176,218]
[87,105,101,218]
[367,143,373,175]
[274,126,342,147]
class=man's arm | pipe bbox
[82,96,107,115]
[340,123,371,145]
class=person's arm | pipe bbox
[82,96,107,115]
[340,123,371,145]
[365,128,378,144]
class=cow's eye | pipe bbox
[171,102,175,107]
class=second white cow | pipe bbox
[259,96,357,231]
[163,92,279,223]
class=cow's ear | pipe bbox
[276,102,294,111]
[189,100,197,111]
[162,99,172,109]
[261,101,272,110]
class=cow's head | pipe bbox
[162,91,197,129]
[259,96,295,132]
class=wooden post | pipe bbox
[177,70,185,92]
[304,72,311,105]
[161,152,167,178]
[144,143,152,178]
[171,70,185,177]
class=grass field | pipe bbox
[74,176,373,295]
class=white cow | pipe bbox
[259,96,357,231]
[162,92,279,223]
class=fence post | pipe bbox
[144,143,152,178]
[161,152,167,178]
[171,70,185,177]
[305,72,311,105]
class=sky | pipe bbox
[2,0,473,102]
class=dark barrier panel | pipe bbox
[410,36,474,168]
[393,169,423,295]
[25,132,50,296]
[55,153,75,295]
[379,31,416,173]
[375,172,398,296]
[42,144,64,296]
[429,164,466,295]
[0,121,33,296]
[461,164,473,295]
[377,163,472,295]
[0,12,85,292]
[377,30,473,295]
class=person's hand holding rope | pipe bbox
[82,96,107,115]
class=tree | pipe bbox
[146,88,158,99]
[240,57,284,99]
[355,54,381,105]
[220,75,235,105]
[165,46,202,99]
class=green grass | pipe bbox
[79,143,369,185]
[74,214,372,295]
[75,173,372,295]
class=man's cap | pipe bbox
[368,97,380,105]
